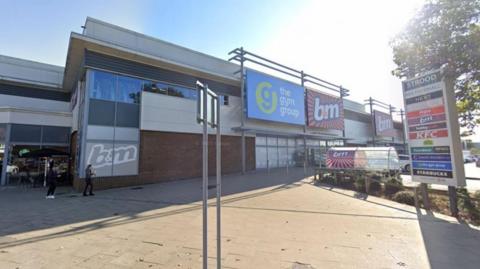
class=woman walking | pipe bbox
[45,160,57,199]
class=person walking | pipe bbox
[83,164,95,196]
[45,160,57,199]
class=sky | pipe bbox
[1,0,478,140]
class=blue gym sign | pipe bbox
[245,69,305,125]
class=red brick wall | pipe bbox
[73,131,255,191]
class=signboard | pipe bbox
[306,89,344,130]
[374,110,395,137]
[402,69,465,186]
[85,142,139,177]
[246,69,305,125]
[326,150,354,169]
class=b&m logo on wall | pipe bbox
[246,69,305,125]
[374,110,395,137]
[306,89,344,130]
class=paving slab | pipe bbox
[0,168,479,268]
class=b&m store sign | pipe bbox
[246,69,305,125]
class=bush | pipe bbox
[392,191,415,206]
[369,180,382,194]
[473,190,480,201]
[384,179,403,197]
[354,178,365,192]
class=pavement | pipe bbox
[0,168,480,269]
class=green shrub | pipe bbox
[392,191,415,206]
[354,178,366,192]
[369,180,382,194]
[472,190,480,201]
[384,179,403,197]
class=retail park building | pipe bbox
[0,18,406,190]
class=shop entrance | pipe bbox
[5,145,70,187]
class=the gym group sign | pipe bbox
[246,69,305,125]
[306,89,344,130]
[402,69,465,186]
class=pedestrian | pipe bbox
[83,164,95,196]
[45,160,57,199]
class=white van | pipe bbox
[398,154,411,172]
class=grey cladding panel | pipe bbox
[89,99,115,126]
[84,50,240,96]
[344,110,371,123]
[116,103,139,128]
[0,83,70,101]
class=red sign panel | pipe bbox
[408,129,449,140]
[407,105,445,119]
[306,90,344,130]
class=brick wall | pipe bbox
[73,131,255,191]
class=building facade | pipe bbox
[0,17,406,190]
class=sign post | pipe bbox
[402,69,466,216]
[196,81,222,269]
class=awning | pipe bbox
[231,126,351,141]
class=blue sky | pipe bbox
[0,0,425,116]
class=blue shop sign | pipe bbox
[246,69,305,125]
[412,161,452,171]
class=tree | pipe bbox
[391,0,480,135]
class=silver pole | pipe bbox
[369,97,375,147]
[202,84,209,269]
[1,124,11,185]
[301,71,307,176]
[216,96,222,269]
[240,47,246,174]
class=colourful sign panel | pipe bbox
[306,89,344,130]
[246,69,305,125]
[374,110,395,137]
[326,150,355,169]
[402,70,465,186]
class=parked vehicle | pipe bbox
[398,154,411,173]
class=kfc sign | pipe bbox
[306,89,344,130]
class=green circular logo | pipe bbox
[255,82,277,114]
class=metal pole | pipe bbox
[448,186,458,217]
[369,97,375,147]
[216,96,222,269]
[1,123,11,185]
[389,105,395,145]
[301,71,307,176]
[420,183,430,210]
[399,109,407,154]
[240,47,246,175]
[339,86,347,141]
[202,84,209,269]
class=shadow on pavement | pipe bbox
[311,181,480,269]
[416,208,480,269]
[0,168,307,248]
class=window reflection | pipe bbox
[90,70,116,101]
[117,76,142,104]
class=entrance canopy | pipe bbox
[232,126,350,141]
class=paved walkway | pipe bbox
[0,169,479,269]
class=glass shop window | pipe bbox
[117,76,142,104]
[89,70,116,101]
